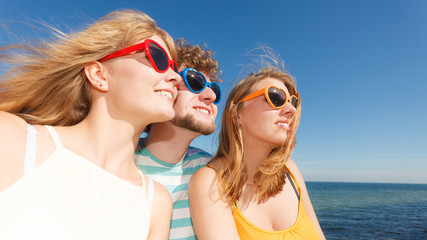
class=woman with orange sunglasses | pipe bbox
[189,61,326,240]
[0,9,180,239]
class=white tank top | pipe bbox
[0,125,152,240]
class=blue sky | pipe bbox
[1,0,426,183]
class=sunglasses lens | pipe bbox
[291,96,298,108]
[172,62,179,73]
[268,87,286,108]
[148,42,168,71]
[186,70,206,92]
[211,83,221,104]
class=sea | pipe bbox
[306,182,427,240]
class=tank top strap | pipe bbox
[284,163,301,194]
[44,126,64,149]
[206,164,219,174]
[138,170,151,233]
[286,171,300,201]
[23,124,39,176]
[146,176,154,218]
[137,170,147,196]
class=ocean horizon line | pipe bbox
[306,180,427,185]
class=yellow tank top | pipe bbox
[208,165,321,240]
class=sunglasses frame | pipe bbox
[99,39,178,73]
[239,84,299,109]
[179,68,221,104]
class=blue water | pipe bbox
[306,182,427,240]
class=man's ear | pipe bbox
[85,61,108,92]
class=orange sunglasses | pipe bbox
[239,85,299,109]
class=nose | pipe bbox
[198,84,216,105]
[279,102,297,117]
[165,68,182,88]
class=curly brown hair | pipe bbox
[176,38,222,83]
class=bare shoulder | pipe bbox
[0,111,28,154]
[286,158,310,193]
[142,174,171,206]
[148,176,172,222]
[0,111,27,131]
[192,157,224,181]
[286,159,303,180]
[0,113,55,191]
[189,167,214,195]
[0,112,28,191]
[190,158,223,188]
[147,176,172,240]
[152,180,172,205]
[150,177,172,218]
[286,160,326,239]
[189,158,226,204]
[285,158,298,170]
[189,158,240,239]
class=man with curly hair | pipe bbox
[135,39,222,240]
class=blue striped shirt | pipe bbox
[135,141,211,240]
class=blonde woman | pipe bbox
[0,10,180,240]
[189,65,326,239]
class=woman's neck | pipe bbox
[62,110,144,186]
[241,138,275,183]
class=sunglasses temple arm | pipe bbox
[240,88,265,103]
[99,42,146,62]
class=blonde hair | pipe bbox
[175,38,222,82]
[213,67,301,204]
[0,9,177,126]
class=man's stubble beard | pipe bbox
[171,113,215,135]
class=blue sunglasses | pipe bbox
[179,68,221,104]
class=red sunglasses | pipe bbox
[99,39,178,73]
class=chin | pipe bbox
[270,137,288,146]
[154,108,175,123]
[164,111,175,121]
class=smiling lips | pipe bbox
[275,121,290,130]
[194,107,210,115]
[155,90,173,101]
